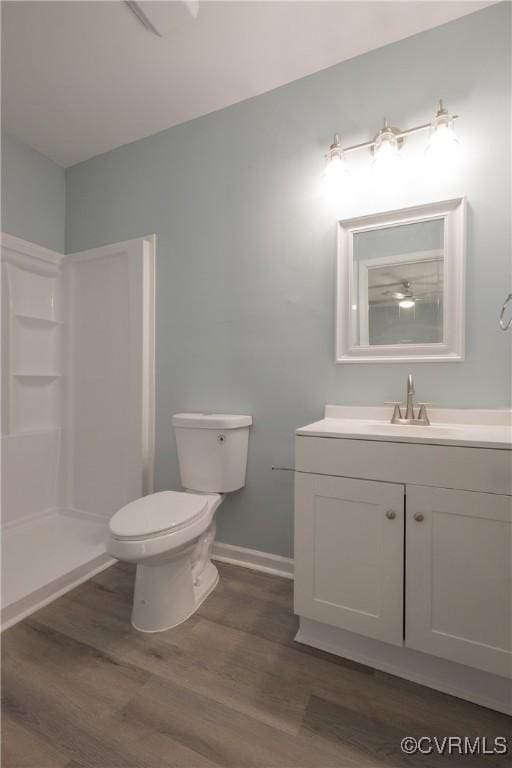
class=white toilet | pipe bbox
[107,413,252,632]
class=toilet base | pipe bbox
[131,556,218,633]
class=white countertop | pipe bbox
[296,406,512,450]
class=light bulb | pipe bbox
[324,153,349,185]
[425,100,460,165]
[322,135,350,199]
[371,121,402,177]
[399,298,415,310]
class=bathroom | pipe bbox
[1,0,511,765]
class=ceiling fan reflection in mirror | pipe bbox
[391,281,416,310]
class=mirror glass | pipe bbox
[352,219,444,346]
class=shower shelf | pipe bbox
[4,426,61,438]
[13,373,61,380]
[14,313,63,326]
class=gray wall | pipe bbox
[65,4,511,557]
[2,131,65,252]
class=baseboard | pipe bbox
[211,541,294,579]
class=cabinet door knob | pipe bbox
[413,512,424,522]
[385,510,396,520]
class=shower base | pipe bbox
[1,510,114,630]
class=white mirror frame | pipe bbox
[336,197,466,363]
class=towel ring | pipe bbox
[499,293,512,330]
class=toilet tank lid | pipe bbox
[173,413,252,429]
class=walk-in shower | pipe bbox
[1,233,155,628]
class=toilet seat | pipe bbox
[109,491,208,541]
[107,492,222,565]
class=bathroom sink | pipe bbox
[296,405,512,449]
[357,421,467,437]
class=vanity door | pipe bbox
[406,485,512,678]
[294,473,404,646]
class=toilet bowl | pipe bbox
[107,413,251,632]
[108,490,223,632]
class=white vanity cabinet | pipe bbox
[294,411,512,713]
[294,474,404,646]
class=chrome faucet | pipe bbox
[405,373,415,420]
[388,374,430,425]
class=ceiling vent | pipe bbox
[126,1,199,37]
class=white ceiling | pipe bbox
[2,1,491,167]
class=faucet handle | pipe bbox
[416,403,431,424]
[385,401,403,423]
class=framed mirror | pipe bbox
[336,198,466,363]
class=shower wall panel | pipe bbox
[1,235,64,526]
[63,237,154,517]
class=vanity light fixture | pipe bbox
[324,99,459,190]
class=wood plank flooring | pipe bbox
[2,562,511,768]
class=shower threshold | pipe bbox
[1,509,115,630]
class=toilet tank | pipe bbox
[172,413,252,493]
